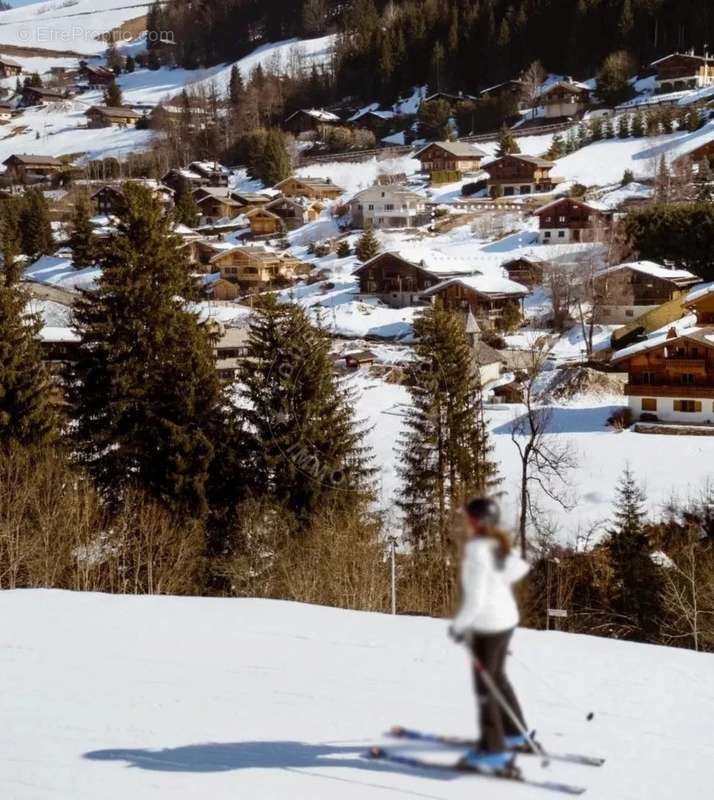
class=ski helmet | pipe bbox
[465,496,500,527]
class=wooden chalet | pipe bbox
[265,196,322,230]
[284,108,341,135]
[352,252,441,308]
[502,256,546,287]
[273,175,343,200]
[651,52,714,94]
[91,182,174,215]
[85,106,142,128]
[414,141,486,180]
[209,246,310,288]
[422,274,528,326]
[483,154,559,197]
[246,207,284,237]
[478,80,524,102]
[21,86,67,106]
[231,191,273,212]
[343,350,378,369]
[193,187,244,224]
[188,161,230,186]
[534,197,611,243]
[3,154,64,181]
[0,55,22,78]
[593,261,701,324]
[538,80,589,119]
[611,283,714,423]
[162,167,207,192]
[80,65,115,87]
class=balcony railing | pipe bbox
[626,383,714,399]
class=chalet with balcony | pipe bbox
[85,106,141,128]
[193,187,245,225]
[209,246,310,288]
[534,197,611,243]
[422,274,528,327]
[538,79,589,119]
[352,252,441,308]
[91,181,174,215]
[651,52,714,94]
[265,196,322,230]
[188,161,230,186]
[593,261,701,323]
[0,55,22,78]
[414,141,487,181]
[611,282,714,424]
[246,207,284,237]
[348,185,429,229]
[273,175,343,200]
[483,154,559,197]
[3,154,64,182]
[502,255,546,287]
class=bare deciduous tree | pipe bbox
[511,337,577,558]
[520,60,546,119]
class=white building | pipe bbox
[348,185,429,229]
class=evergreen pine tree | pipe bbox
[687,107,701,132]
[496,124,520,156]
[603,115,614,139]
[631,109,644,137]
[547,134,564,160]
[398,302,497,550]
[69,183,227,517]
[336,240,351,258]
[228,64,244,107]
[239,296,373,521]
[106,39,124,74]
[103,79,123,107]
[20,189,54,261]
[258,128,291,186]
[590,116,604,141]
[696,159,714,202]
[355,223,380,261]
[125,55,135,73]
[606,466,664,641]
[173,175,200,228]
[0,218,58,448]
[68,192,97,268]
[616,112,630,138]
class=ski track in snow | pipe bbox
[1,590,713,799]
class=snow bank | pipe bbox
[1,589,712,800]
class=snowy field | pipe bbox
[1,590,712,800]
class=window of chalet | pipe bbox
[680,373,696,385]
[674,400,702,412]
[641,372,657,384]
[641,398,657,411]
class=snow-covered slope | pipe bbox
[2,590,712,800]
[0,0,150,55]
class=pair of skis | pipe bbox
[366,726,605,796]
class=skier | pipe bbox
[449,496,531,774]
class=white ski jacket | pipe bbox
[452,538,530,635]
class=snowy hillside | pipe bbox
[1,590,712,800]
[0,0,149,54]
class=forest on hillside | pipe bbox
[148,0,714,102]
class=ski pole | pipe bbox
[469,647,551,768]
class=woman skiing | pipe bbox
[450,496,530,774]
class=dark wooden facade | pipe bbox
[502,257,545,286]
[483,155,556,195]
[594,267,698,308]
[354,253,438,308]
[535,198,609,237]
[430,281,523,322]
[415,142,485,175]
[653,53,714,92]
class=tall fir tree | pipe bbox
[496,124,520,157]
[68,192,97,268]
[69,183,228,517]
[19,189,54,261]
[103,79,123,107]
[398,302,497,551]
[228,64,245,107]
[173,175,200,228]
[258,128,291,186]
[239,296,373,521]
[355,223,380,261]
[606,466,664,641]
[0,218,58,448]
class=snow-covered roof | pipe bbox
[538,79,590,97]
[597,260,700,285]
[422,274,529,298]
[286,108,341,123]
[533,196,609,215]
[414,140,487,159]
[685,281,714,305]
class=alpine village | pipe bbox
[1,2,714,797]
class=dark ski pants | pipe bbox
[470,628,526,753]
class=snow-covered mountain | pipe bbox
[2,590,712,799]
